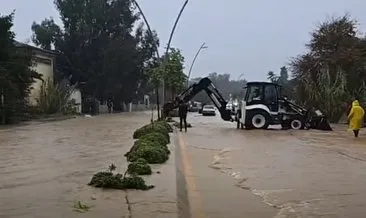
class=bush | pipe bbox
[140,132,170,145]
[133,123,170,139]
[127,145,169,164]
[122,176,154,190]
[37,78,76,115]
[127,158,152,175]
[125,138,170,158]
[88,171,154,190]
[153,120,173,132]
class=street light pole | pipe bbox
[131,0,160,59]
[163,0,189,105]
[131,0,190,118]
[131,0,162,118]
[187,42,208,87]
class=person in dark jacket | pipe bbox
[178,99,188,132]
[107,98,113,114]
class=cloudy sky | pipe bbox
[1,0,366,81]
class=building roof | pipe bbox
[13,41,58,57]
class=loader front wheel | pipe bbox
[290,118,305,130]
[248,110,270,129]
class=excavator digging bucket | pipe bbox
[308,110,332,131]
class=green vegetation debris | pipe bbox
[126,145,169,164]
[166,117,174,123]
[173,121,192,128]
[133,122,170,139]
[127,158,152,175]
[88,171,154,190]
[72,201,91,213]
[128,121,171,164]
[153,120,173,132]
[140,131,170,145]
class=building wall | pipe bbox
[28,53,54,106]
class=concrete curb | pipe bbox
[127,131,179,218]
[174,128,191,218]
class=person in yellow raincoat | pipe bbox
[348,99,365,138]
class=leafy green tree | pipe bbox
[0,12,40,124]
[291,15,366,122]
[31,18,62,50]
[267,66,293,97]
[278,66,288,84]
[267,71,278,83]
[162,48,186,99]
[31,0,159,112]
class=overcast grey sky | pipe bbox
[1,0,365,81]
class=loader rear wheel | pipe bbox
[290,118,305,130]
[247,110,270,129]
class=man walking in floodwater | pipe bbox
[348,99,365,138]
[178,99,188,132]
[107,98,113,114]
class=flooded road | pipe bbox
[180,112,366,218]
[0,112,157,218]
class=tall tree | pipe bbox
[162,48,186,99]
[278,66,288,84]
[31,0,159,111]
[0,13,40,124]
[31,18,62,50]
[291,15,366,122]
[267,71,278,83]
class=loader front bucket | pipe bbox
[308,109,332,131]
[312,117,332,131]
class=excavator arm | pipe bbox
[163,77,233,121]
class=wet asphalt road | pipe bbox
[2,111,366,218]
[180,112,366,218]
[0,112,177,218]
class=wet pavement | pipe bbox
[0,112,177,218]
[179,112,366,218]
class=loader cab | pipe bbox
[244,82,281,112]
[237,82,282,129]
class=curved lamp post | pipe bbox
[131,0,160,59]
[132,0,190,118]
[187,42,208,87]
[162,0,189,104]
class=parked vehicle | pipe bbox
[189,101,201,112]
[202,105,216,116]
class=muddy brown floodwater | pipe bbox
[0,112,154,218]
[182,113,366,218]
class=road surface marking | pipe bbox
[178,132,206,218]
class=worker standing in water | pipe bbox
[348,99,365,138]
[178,99,188,132]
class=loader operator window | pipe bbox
[264,84,279,111]
[264,85,277,104]
[247,86,262,102]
